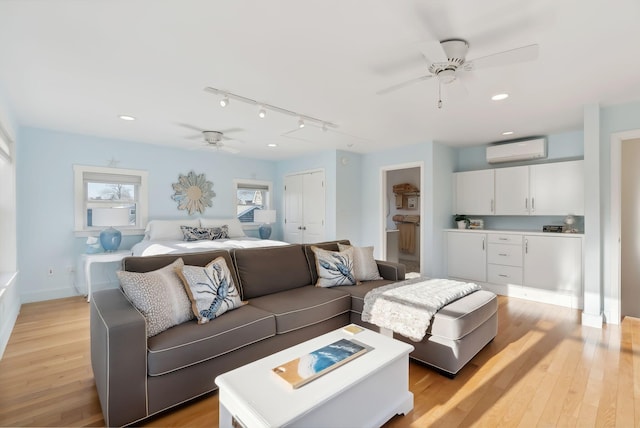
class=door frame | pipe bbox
[609,128,640,323]
[380,162,424,273]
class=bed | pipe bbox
[131,218,290,256]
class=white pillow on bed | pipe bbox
[200,218,246,238]
[147,219,200,241]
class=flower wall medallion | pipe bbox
[171,171,215,215]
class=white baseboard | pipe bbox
[581,312,604,329]
[478,282,583,310]
[0,275,21,360]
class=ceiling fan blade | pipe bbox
[177,123,206,132]
[463,44,539,71]
[377,74,434,95]
[220,127,244,134]
[444,77,468,100]
[420,40,448,64]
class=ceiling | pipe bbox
[1,0,639,160]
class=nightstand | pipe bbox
[81,250,131,302]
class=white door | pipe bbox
[495,166,530,215]
[454,170,495,215]
[447,231,487,283]
[284,171,325,244]
[523,235,582,294]
[529,160,584,215]
[284,175,304,243]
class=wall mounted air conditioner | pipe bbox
[486,138,547,164]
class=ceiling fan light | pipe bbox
[437,69,456,84]
[220,96,229,107]
[267,143,278,147]
[492,93,509,101]
[258,107,266,118]
[502,131,514,136]
[118,115,136,121]
[298,118,305,128]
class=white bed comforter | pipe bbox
[361,277,481,341]
[130,237,290,256]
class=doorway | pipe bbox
[381,162,424,276]
[610,129,640,323]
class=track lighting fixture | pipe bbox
[204,86,338,131]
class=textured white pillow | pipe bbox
[311,246,357,287]
[147,219,199,241]
[338,243,383,281]
[117,258,194,337]
[200,218,246,238]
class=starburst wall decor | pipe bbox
[171,171,215,215]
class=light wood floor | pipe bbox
[0,295,639,427]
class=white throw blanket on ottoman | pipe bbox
[362,277,481,342]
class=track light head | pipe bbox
[220,96,229,107]
[258,107,266,119]
[298,118,305,128]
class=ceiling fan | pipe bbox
[178,123,244,154]
[376,38,539,107]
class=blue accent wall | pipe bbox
[16,127,276,302]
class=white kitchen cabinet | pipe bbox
[447,231,487,283]
[284,171,325,244]
[493,160,584,216]
[454,169,494,215]
[494,166,530,215]
[529,160,584,215]
[523,234,582,294]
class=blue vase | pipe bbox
[258,224,272,239]
[100,227,122,252]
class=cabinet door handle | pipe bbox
[499,253,508,256]
[525,198,528,210]
[482,238,485,250]
[525,239,528,254]
[499,237,508,241]
[532,198,535,212]
[499,274,509,278]
[491,199,494,213]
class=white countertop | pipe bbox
[444,228,584,237]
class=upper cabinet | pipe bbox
[454,169,495,215]
[456,160,584,216]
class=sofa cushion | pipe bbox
[232,245,312,300]
[333,279,396,313]
[337,243,383,281]
[116,258,194,337]
[248,286,351,334]
[312,246,357,287]
[427,289,498,340]
[147,304,275,376]
[122,250,235,274]
[303,240,351,284]
[176,257,243,324]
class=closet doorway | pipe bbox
[381,162,424,276]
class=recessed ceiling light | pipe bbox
[118,115,136,121]
[502,131,514,136]
[258,106,266,118]
[267,143,278,148]
[220,96,229,107]
[491,93,509,101]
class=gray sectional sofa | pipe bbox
[90,240,497,427]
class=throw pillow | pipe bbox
[180,225,229,241]
[176,257,243,324]
[117,258,194,337]
[338,243,383,281]
[311,246,357,287]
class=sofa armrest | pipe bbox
[91,289,148,427]
[376,260,406,281]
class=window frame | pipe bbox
[233,178,273,227]
[74,165,149,237]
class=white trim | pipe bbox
[0,122,12,163]
[608,129,640,324]
[379,162,425,274]
[73,164,149,232]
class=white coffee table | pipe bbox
[215,326,414,428]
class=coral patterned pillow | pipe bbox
[311,246,357,287]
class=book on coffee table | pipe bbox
[272,338,372,389]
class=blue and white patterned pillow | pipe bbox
[180,225,229,241]
[176,257,243,324]
[311,246,357,287]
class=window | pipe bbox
[234,179,272,224]
[74,165,148,235]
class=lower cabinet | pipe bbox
[446,230,583,308]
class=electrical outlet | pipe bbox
[48,268,54,276]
